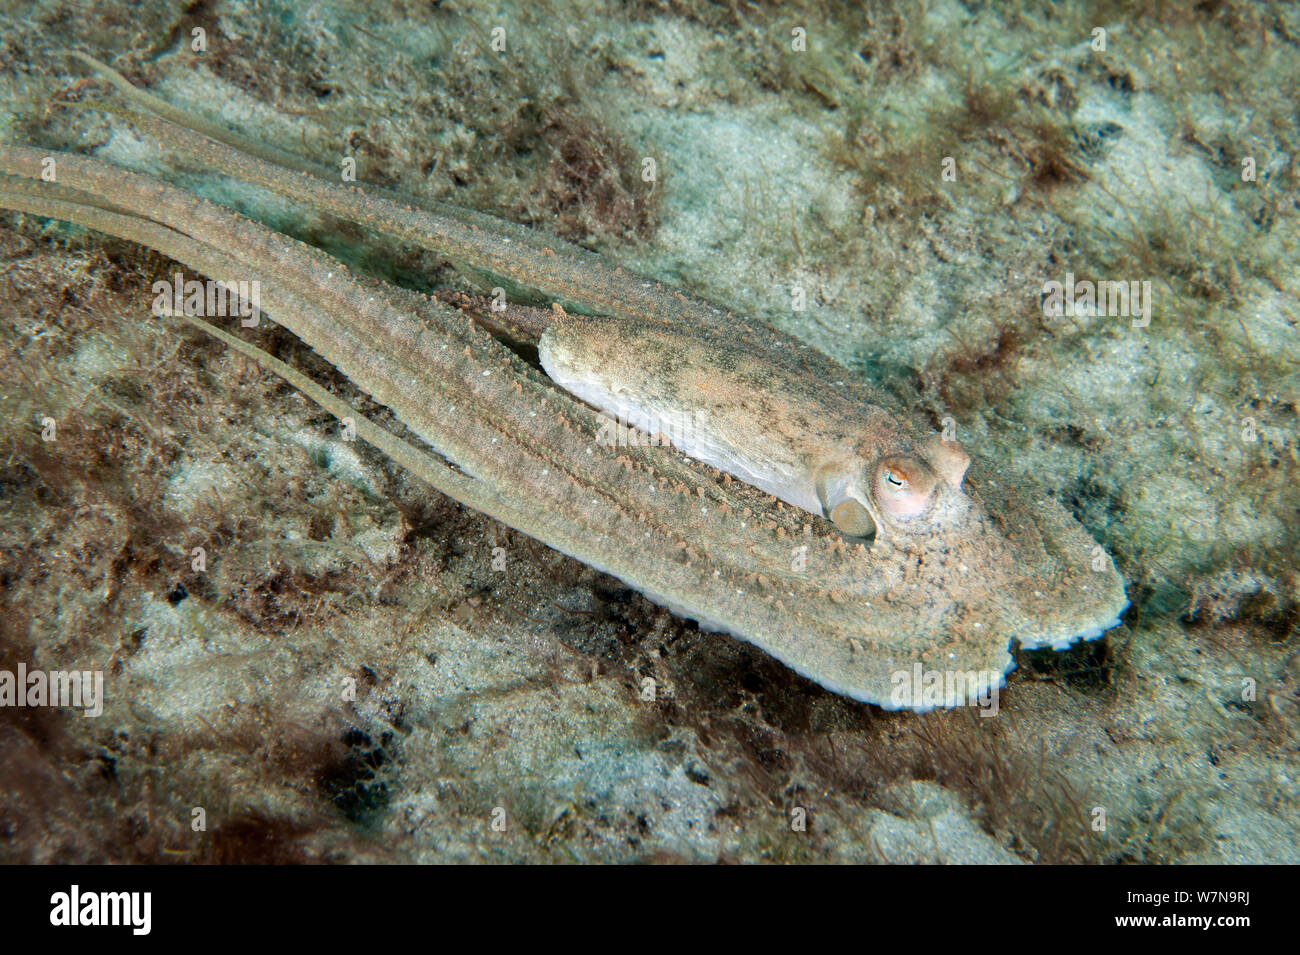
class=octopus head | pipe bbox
[821,435,973,540]
[875,436,970,520]
[823,434,971,540]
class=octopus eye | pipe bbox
[873,455,937,520]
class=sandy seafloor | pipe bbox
[0,0,1296,863]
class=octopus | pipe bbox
[0,54,1128,710]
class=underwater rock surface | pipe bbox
[0,0,1296,863]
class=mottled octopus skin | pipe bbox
[0,68,1129,709]
[539,311,970,538]
[541,314,879,510]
